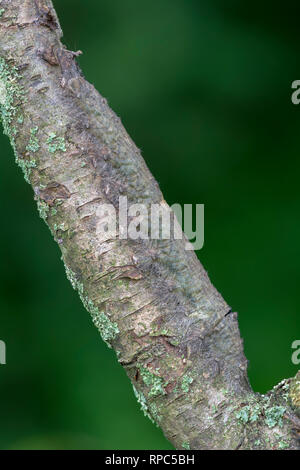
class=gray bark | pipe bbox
[0,0,299,450]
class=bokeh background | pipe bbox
[0,0,299,449]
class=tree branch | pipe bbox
[0,0,299,450]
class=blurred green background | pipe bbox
[0,0,299,450]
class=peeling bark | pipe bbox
[0,0,299,450]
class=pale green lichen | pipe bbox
[50,208,57,216]
[0,58,35,183]
[249,403,261,422]
[236,406,251,424]
[0,9,5,18]
[168,338,180,346]
[64,265,119,347]
[278,440,289,449]
[236,402,262,424]
[235,395,287,430]
[290,375,300,409]
[182,442,190,450]
[37,199,49,221]
[149,402,161,425]
[26,126,40,153]
[53,222,67,232]
[64,264,82,292]
[0,57,25,139]
[91,310,120,345]
[280,382,290,402]
[140,366,166,397]
[149,325,172,337]
[132,385,155,424]
[264,406,286,428]
[47,132,66,153]
[16,157,37,183]
[181,374,193,393]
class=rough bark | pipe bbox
[0,0,299,450]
